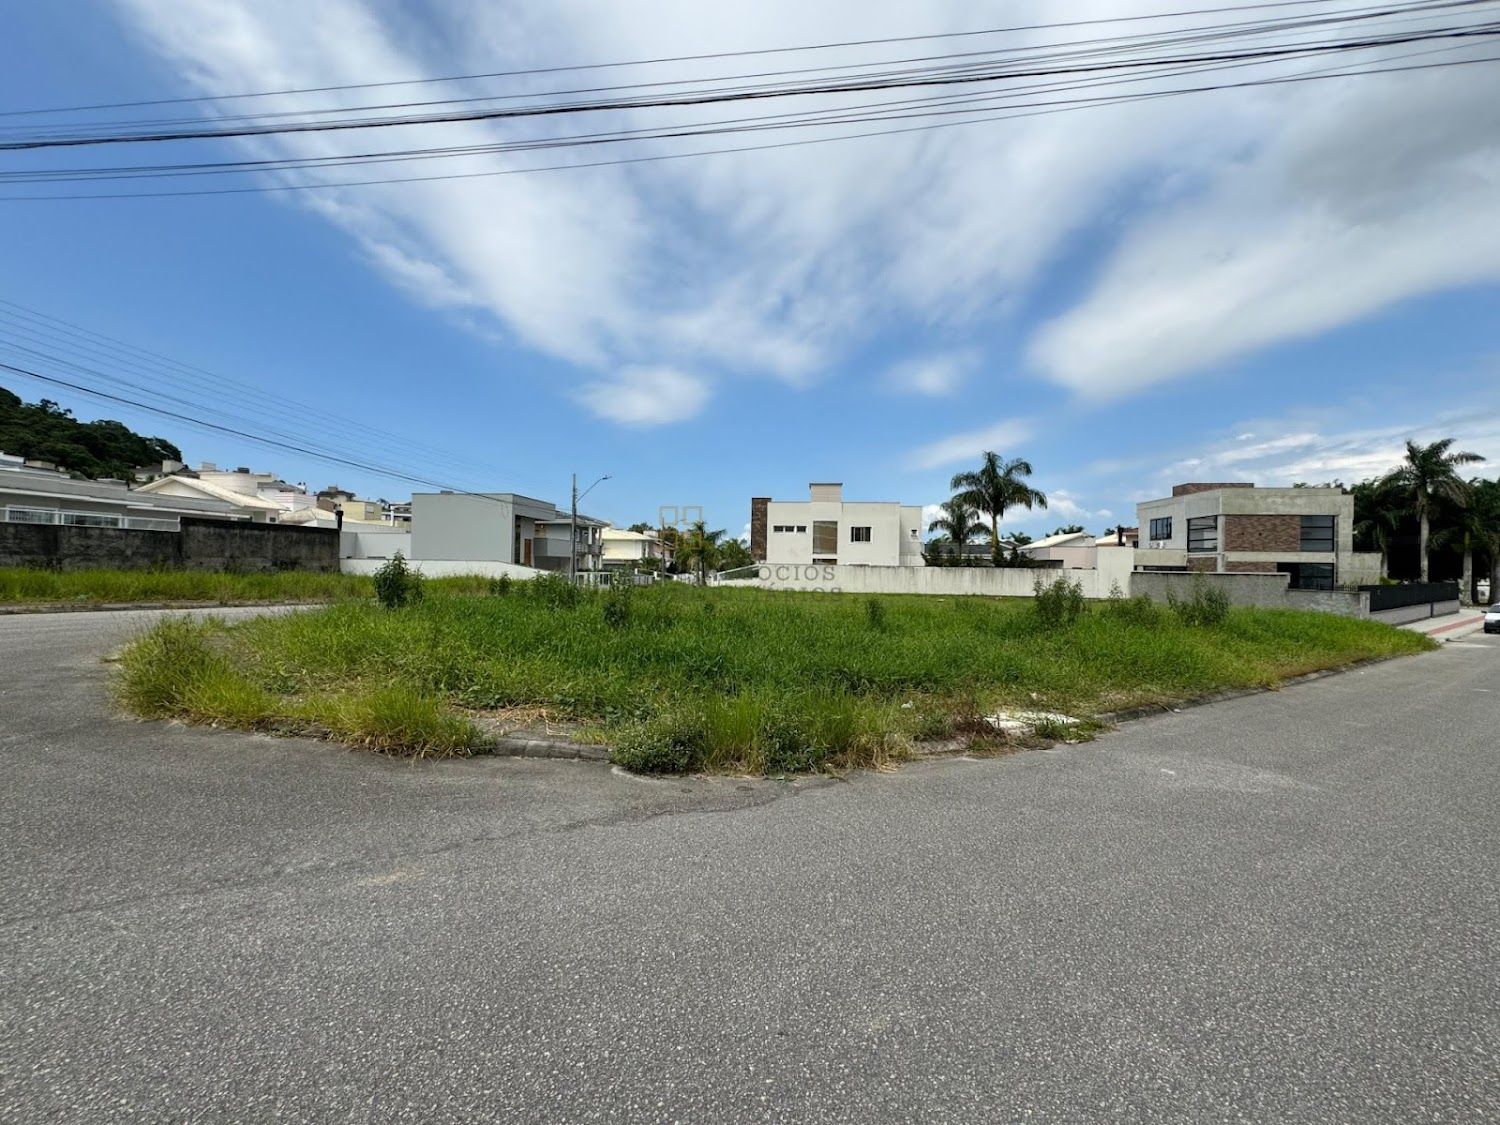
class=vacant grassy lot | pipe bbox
[0,566,491,605]
[114,581,1433,774]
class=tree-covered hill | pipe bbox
[0,385,182,480]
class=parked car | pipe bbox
[1486,605,1500,634]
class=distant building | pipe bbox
[1096,526,1139,549]
[1,451,238,529]
[750,482,925,567]
[133,463,288,523]
[409,491,603,573]
[1136,483,1382,589]
[601,527,673,570]
[1019,530,1097,569]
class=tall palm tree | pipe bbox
[926,497,990,566]
[950,451,1048,567]
[1351,477,1406,579]
[676,520,725,585]
[1381,438,1483,582]
[1436,476,1500,604]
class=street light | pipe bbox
[570,472,611,582]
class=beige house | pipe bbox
[601,527,673,570]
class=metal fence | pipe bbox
[1361,581,1460,612]
[1,506,181,533]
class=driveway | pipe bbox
[1,609,1497,1123]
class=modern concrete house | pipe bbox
[409,491,603,573]
[1,451,239,529]
[1136,483,1382,589]
[750,483,925,567]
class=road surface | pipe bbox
[2,609,1496,1123]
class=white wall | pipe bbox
[764,500,922,566]
[743,549,1134,598]
[340,557,541,579]
[340,526,411,560]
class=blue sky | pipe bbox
[2,0,1498,539]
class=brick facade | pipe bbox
[1223,514,1300,553]
[1225,560,1279,573]
[1171,482,1255,497]
[1187,555,1217,572]
[749,497,769,562]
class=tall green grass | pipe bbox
[112,584,1433,771]
[0,566,496,605]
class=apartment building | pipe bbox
[1136,483,1381,589]
[750,482,925,567]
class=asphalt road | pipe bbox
[1,609,1496,1123]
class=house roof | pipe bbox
[1019,531,1096,552]
[601,528,658,542]
[136,474,285,511]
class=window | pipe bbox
[812,520,838,555]
[1278,562,1335,591]
[796,525,807,533]
[849,526,872,543]
[1300,514,1335,552]
[1186,515,1218,553]
[1149,516,1173,541]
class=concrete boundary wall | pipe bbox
[1,517,338,572]
[340,557,542,580]
[740,549,1135,599]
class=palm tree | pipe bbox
[950,451,1048,566]
[1381,438,1484,582]
[676,520,725,585]
[926,497,990,565]
[1438,476,1500,604]
[1351,477,1406,579]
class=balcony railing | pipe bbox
[1,506,180,532]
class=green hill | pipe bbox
[0,385,182,480]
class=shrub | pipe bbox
[373,553,423,610]
[487,574,513,597]
[602,587,631,630]
[529,572,582,609]
[758,712,821,774]
[1102,582,1161,626]
[1033,576,1085,628]
[1167,578,1230,627]
[611,711,706,775]
[865,597,887,631]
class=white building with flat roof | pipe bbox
[750,483,925,567]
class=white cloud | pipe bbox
[905,419,1032,471]
[883,350,978,396]
[1031,47,1500,396]
[575,367,708,426]
[110,0,1500,417]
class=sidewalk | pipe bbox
[1401,608,1488,642]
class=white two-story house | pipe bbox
[750,483,925,567]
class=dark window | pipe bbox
[795,525,807,534]
[812,521,838,555]
[850,526,872,543]
[1149,516,1173,541]
[1278,562,1335,591]
[1187,515,1218,553]
[1300,514,1335,552]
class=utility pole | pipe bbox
[571,472,611,583]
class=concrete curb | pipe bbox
[0,600,331,615]
[1097,653,1410,727]
[491,735,610,763]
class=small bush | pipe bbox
[602,587,631,630]
[529,572,582,609]
[373,553,423,610]
[758,712,821,774]
[1168,578,1230,627]
[865,597,887,631]
[611,712,706,775]
[1033,576,1085,629]
[1102,584,1161,627]
[487,574,513,597]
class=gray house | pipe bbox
[409,491,604,573]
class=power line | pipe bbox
[4,49,1493,201]
[0,0,1367,118]
[5,0,1471,138]
[3,10,1491,150]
